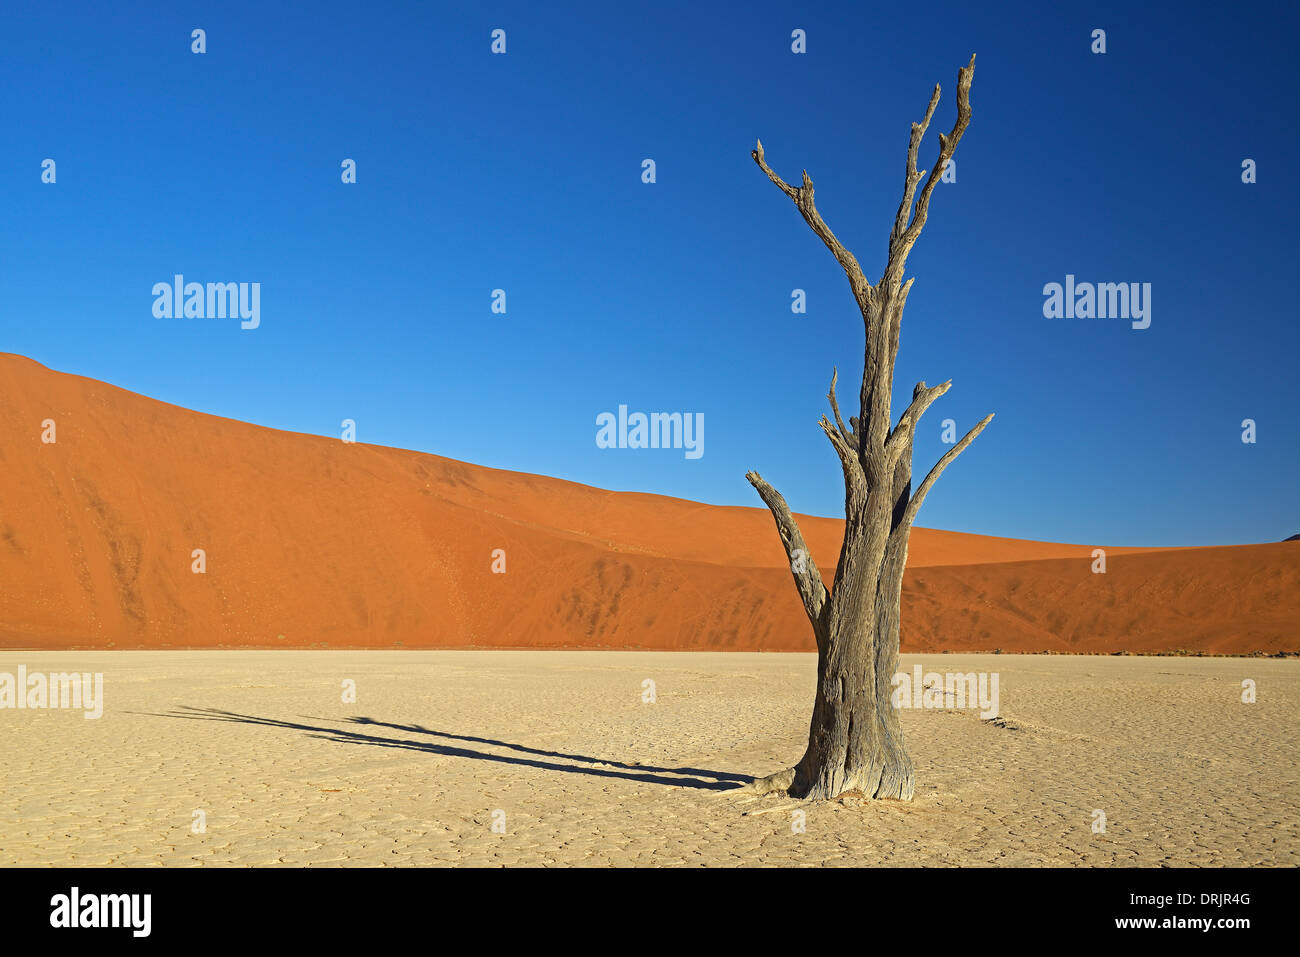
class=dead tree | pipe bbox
[746,55,992,801]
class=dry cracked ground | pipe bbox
[0,651,1294,866]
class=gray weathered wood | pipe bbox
[746,54,992,801]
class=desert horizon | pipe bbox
[3,353,1296,656]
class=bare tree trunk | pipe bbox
[745,56,992,801]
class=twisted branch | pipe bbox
[886,379,952,463]
[827,368,857,449]
[752,140,874,312]
[745,471,828,633]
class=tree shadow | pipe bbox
[134,706,748,791]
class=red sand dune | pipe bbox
[1,354,1295,654]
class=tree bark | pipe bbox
[746,55,991,802]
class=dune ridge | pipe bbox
[1,354,1295,654]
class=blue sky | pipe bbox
[2,0,1296,547]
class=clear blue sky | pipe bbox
[2,0,1296,547]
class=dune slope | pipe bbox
[0,354,1294,653]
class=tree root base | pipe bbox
[742,764,915,802]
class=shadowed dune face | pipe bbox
[0,353,1296,653]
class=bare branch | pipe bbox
[900,55,975,252]
[865,54,975,455]
[827,368,857,449]
[818,414,862,478]
[886,379,951,460]
[901,412,993,528]
[891,85,942,245]
[861,60,966,456]
[751,141,800,201]
[745,471,828,628]
[752,139,874,310]
[886,277,914,367]
[880,54,975,300]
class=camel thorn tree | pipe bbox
[744,54,993,802]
